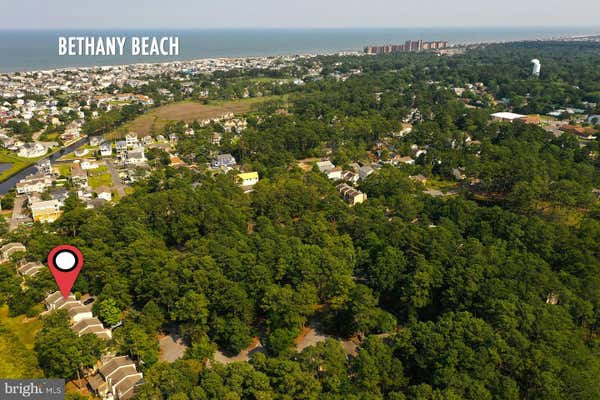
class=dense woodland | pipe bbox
[1,41,600,399]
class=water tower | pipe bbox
[531,59,541,77]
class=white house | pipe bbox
[18,143,47,158]
[490,112,526,122]
[326,168,343,180]
[99,142,112,157]
[81,160,99,170]
[95,186,112,201]
[126,149,146,165]
[65,303,94,323]
[125,134,140,149]
[316,160,335,173]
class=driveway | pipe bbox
[105,160,126,197]
[9,195,30,231]
[214,337,264,364]
[159,333,188,363]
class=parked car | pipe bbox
[83,297,95,305]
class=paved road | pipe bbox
[9,195,30,232]
[214,338,264,364]
[105,160,126,197]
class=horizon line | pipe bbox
[1,25,600,32]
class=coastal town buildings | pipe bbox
[336,183,367,206]
[364,40,449,54]
[30,199,63,223]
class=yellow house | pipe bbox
[31,200,63,223]
[237,172,259,187]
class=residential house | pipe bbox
[560,124,598,140]
[237,172,259,187]
[49,188,69,202]
[18,143,47,158]
[45,291,113,340]
[100,142,112,157]
[89,356,144,400]
[16,174,53,195]
[397,156,415,165]
[142,135,153,146]
[490,112,526,122]
[336,183,367,206]
[64,302,93,323]
[74,148,90,157]
[211,132,222,145]
[341,170,360,184]
[125,134,139,149]
[17,261,44,277]
[31,199,63,223]
[0,242,26,263]
[316,160,335,173]
[211,153,236,169]
[45,291,78,311]
[326,167,343,180]
[37,159,53,176]
[72,318,112,339]
[89,136,103,147]
[125,149,146,165]
[95,186,112,201]
[71,161,88,187]
[358,165,374,180]
[115,141,127,156]
[72,317,103,335]
[81,160,99,170]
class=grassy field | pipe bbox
[106,96,282,139]
[248,77,290,83]
[38,132,60,142]
[0,305,43,350]
[88,166,112,188]
[426,178,459,192]
[0,305,44,378]
[0,151,39,182]
[56,163,71,177]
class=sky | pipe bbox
[2,0,600,29]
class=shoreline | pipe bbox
[1,30,599,75]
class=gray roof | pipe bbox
[18,262,44,276]
[72,317,103,334]
[99,356,136,379]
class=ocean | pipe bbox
[0,27,599,73]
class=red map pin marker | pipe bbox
[48,245,84,299]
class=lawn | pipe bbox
[88,166,112,188]
[38,132,60,142]
[0,151,39,182]
[425,178,459,193]
[0,143,73,183]
[56,163,71,177]
[0,304,44,378]
[0,305,43,350]
[248,77,290,83]
[106,96,283,139]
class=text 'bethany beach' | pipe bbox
[57,36,179,56]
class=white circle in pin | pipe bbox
[54,250,77,271]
